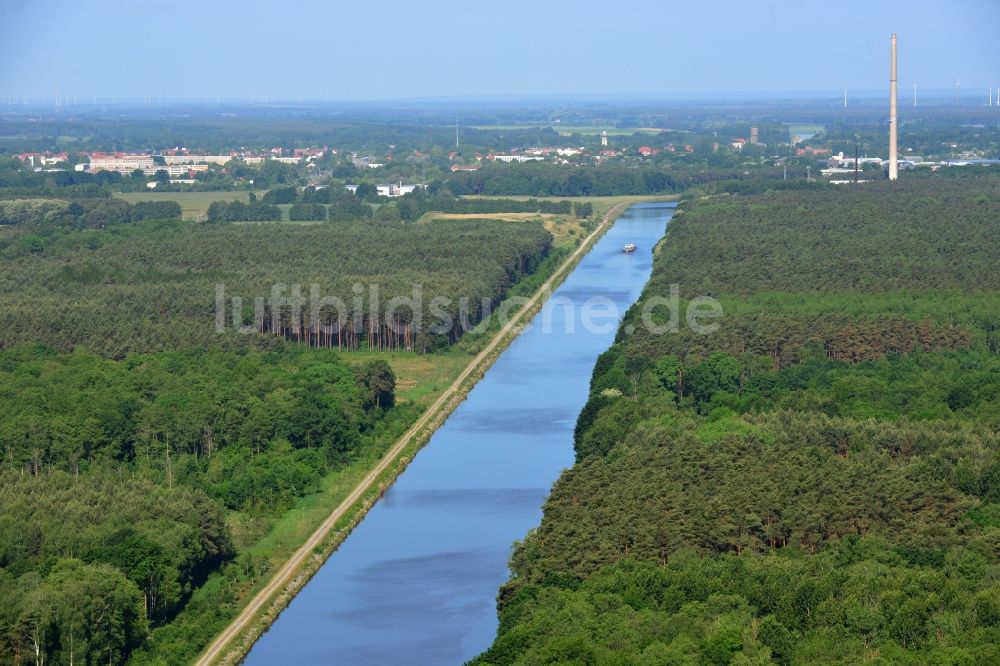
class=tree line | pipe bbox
[0,198,180,229]
[443,163,789,197]
[221,184,593,224]
[391,190,591,222]
[205,199,282,222]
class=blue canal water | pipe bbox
[243,203,674,665]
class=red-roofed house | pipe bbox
[795,146,830,157]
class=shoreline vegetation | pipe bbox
[189,198,650,665]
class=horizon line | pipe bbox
[3,89,999,107]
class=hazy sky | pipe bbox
[1,0,998,101]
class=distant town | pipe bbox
[12,118,998,195]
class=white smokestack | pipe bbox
[889,33,898,181]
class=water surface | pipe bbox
[244,203,673,665]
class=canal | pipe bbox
[244,202,674,665]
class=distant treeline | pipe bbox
[0,168,117,189]
[393,192,591,221]
[0,198,180,228]
[206,200,282,222]
[205,199,372,223]
[443,163,788,197]
[211,187,591,223]
[0,167,123,199]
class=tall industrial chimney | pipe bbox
[888,33,898,181]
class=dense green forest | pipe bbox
[0,345,414,665]
[0,218,552,355]
[475,177,1000,665]
[0,202,557,664]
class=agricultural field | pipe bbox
[474,176,1000,665]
